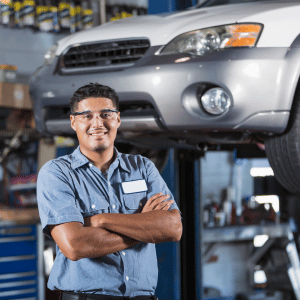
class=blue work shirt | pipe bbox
[37,146,179,297]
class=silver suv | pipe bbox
[29,0,300,194]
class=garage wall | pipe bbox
[201,151,253,206]
[0,28,66,83]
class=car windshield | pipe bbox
[197,0,276,8]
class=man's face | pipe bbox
[70,97,121,155]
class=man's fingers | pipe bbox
[143,193,162,209]
[150,195,170,209]
[154,200,174,210]
[145,193,169,208]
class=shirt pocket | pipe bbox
[123,192,147,214]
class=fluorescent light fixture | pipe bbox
[254,234,269,247]
[250,167,274,177]
[254,270,267,284]
[253,195,279,213]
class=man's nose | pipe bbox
[92,114,104,125]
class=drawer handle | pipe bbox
[0,255,35,263]
[0,287,36,297]
[0,227,33,236]
[0,280,36,289]
[0,271,36,280]
[0,236,36,243]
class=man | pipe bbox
[37,83,182,300]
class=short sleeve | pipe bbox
[143,158,180,213]
[37,161,84,238]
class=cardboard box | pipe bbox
[0,82,32,109]
[0,65,17,83]
[0,206,40,223]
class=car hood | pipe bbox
[56,0,300,55]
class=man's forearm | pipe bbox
[50,222,138,261]
[88,210,182,244]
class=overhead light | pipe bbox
[252,195,279,213]
[254,270,267,284]
[250,167,274,177]
[254,235,269,247]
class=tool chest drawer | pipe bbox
[0,223,44,300]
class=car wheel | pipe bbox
[265,88,300,194]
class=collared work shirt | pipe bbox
[37,146,179,297]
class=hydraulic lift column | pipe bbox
[156,149,203,300]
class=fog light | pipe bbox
[201,88,231,115]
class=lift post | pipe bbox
[156,149,203,300]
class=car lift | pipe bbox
[146,1,300,300]
[156,149,203,300]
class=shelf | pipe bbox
[203,223,291,243]
[9,183,37,191]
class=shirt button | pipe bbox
[112,205,116,209]
[89,163,93,167]
[122,251,126,256]
[126,276,129,281]
[92,205,95,209]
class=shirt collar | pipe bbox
[71,146,131,174]
[71,146,90,169]
[115,148,131,173]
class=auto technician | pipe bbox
[37,83,182,300]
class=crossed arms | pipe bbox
[50,193,182,261]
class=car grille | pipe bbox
[61,39,150,72]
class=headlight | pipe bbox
[159,23,263,56]
[44,44,58,65]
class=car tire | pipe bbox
[265,88,300,194]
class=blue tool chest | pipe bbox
[0,223,44,300]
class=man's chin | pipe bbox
[90,143,110,152]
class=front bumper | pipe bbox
[30,46,299,136]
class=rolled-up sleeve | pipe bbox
[143,158,180,212]
[37,161,84,237]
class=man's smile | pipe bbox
[87,129,108,136]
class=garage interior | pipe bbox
[0,0,300,300]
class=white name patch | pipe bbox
[121,180,148,194]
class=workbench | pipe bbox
[202,223,300,300]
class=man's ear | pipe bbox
[116,112,121,129]
[70,115,76,132]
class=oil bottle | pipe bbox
[82,0,93,29]
[22,0,35,27]
[59,0,70,32]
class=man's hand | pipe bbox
[141,193,174,213]
[84,214,103,228]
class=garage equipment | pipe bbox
[0,221,44,300]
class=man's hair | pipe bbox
[70,83,119,114]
